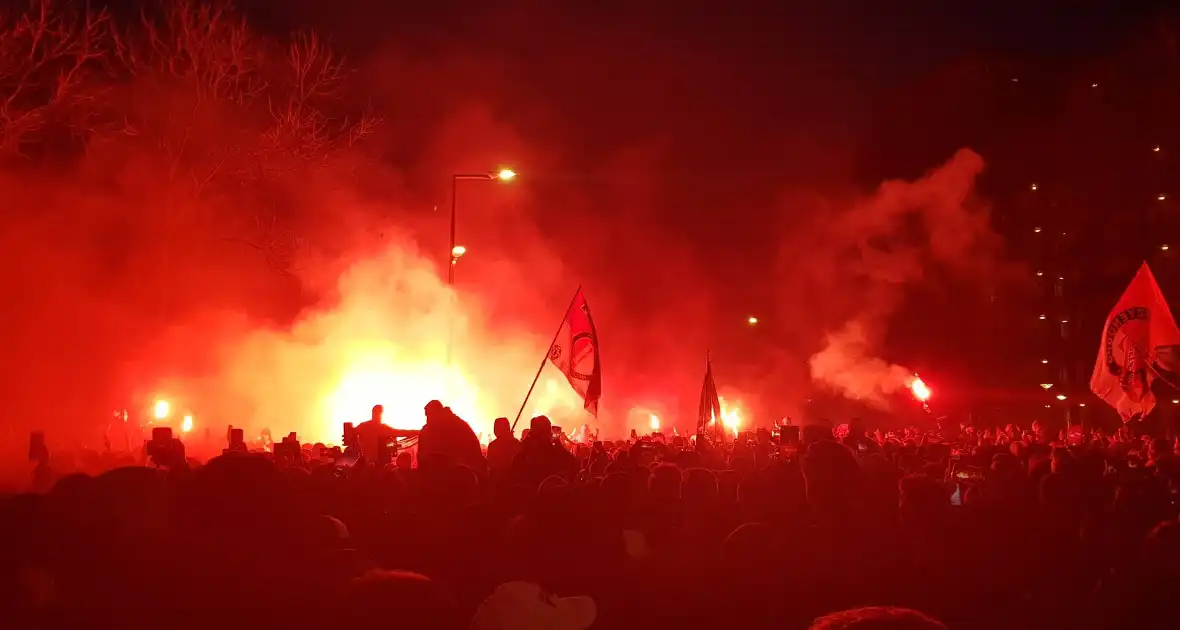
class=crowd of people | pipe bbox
[4,400,1180,630]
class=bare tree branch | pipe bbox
[0,0,113,155]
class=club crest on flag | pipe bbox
[1102,307,1151,403]
[1091,262,1180,420]
[538,288,602,418]
[569,332,596,381]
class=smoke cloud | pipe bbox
[803,148,992,407]
[0,0,1012,466]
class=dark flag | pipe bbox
[697,354,722,449]
[547,288,603,416]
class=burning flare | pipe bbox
[718,397,743,436]
[181,415,193,433]
[153,399,170,420]
[909,376,931,402]
[649,414,660,432]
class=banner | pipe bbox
[697,354,722,447]
[548,289,602,416]
[1090,262,1180,420]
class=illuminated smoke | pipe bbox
[211,235,585,443]
[805,148,991,405]
[808,321,914,408]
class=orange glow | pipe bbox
[324,358,481,433]
[909,376,931,402]
[153,399,170,420]
[718,397,743,436]
[181,415,193,432]
[649,414,660,432]
[496,169,516,181]
[747,316,758,325]
[451,245,467,258]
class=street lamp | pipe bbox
[446,169,516,387]
[448,169,516,286]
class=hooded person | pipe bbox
[416,400,486,474]
[486,417,521,475]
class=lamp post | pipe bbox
[445,168,516,385]
[448,168,516,285]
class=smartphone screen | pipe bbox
[952,463,984,482]
[950,482,963,507]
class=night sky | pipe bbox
[6,0,1180,438]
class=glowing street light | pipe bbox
[747,316,758,325]
[1040,383,1054,390]
[1041,359,1049,364]
[1056,394,1067,401]
[447,168,517,377]
[449,168,517,286]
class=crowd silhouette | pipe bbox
[5,402,1180,630]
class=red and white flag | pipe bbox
[1091,262,1180,420]
[548,288,602,416]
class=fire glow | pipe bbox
[909,376,931,402]
[185,245,593,445]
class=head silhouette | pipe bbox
[529,416,553,441]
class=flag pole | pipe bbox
[512,286,583,432]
